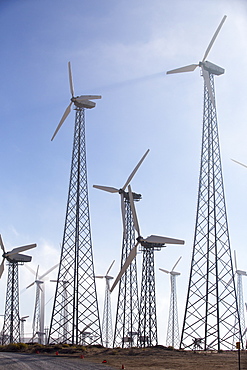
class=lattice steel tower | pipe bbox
[113,185,184,348]
[113,193,140,348]
[2,263,20,344]
[0,236,36,345]
[160,257,182,349]
[48,62,102,345]
[95,260,115,348]
[232,251,247,347]
[168,16,242,351]
[94,150,149,348]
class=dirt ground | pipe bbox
[79,346,247,370]
[1,344,247,369]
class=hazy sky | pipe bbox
[0,0,247,345]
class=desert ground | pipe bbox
[0,344,247,369]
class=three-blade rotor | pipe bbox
[159,256,182,277]
[110,185,184,292]
[93,149,150,237]
[0,236,36,279]
[51,61,101,141]
[167,15,227,107]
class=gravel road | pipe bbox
[0,352,115,370]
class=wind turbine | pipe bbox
[49,62,102,345]
[51,62,101,141]
[232,250,247,347]
[167,15,241,351]
[111,185,184,346]
[159,256,182,349]
[20,316,29,343]
[167,15,227,106]
[26,263,58,344]
[0,235,36,344]
[94,149,149,348]
[95,260,115,348]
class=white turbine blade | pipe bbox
[171,256,182,272]
[68,61,74,97]
[231,159,247,169]
[121,192,127,238]
[110,244,138,292]
[0,235,5,254]
[39,263,59,280]
[6,243,36,257]
[77,95,102,100]
[159,268,170,274]
[35,265,39,280]
[0,259,4,279]
[144,235,185,245]
[234,250,238,271]
[167,64,198,74]
[128,185,141,236]
[202,15,227,62]
[122,149,150,191]
[93,185,119,193]
[51,101,73,141]
[106,260,115,276]
[201,67,215,107]
[25,264,36,276]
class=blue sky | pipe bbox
[0,0,247,345]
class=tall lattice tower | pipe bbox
[112,185,184,347]
[95,260,115,348]
[160,257,182,349]
[138,245,159,347]
[2,263,20,344]
[48,62,102,345]
[232,251,247,347]
[167,16,242,350]
[94,150,149,348]
[113,193,140,347]
[0,236,36,344]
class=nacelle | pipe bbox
[200,61,224,75]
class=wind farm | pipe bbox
[0,2,247,369]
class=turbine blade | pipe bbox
[171,256,182,272]
[77,95,102,100]
[144,235,185,245]
[26,281,35,289]
[110,244,138,292]
[68,61,74,97]
[202,15,227,62]
[234,250,237,271]
[201,67,215,107]
[122,149,150,190]
[25,264,36,276]
[95,276,104,279]
[6,243,36,257]
[93,185,119,193]
[128,185,141,236]
[39,263,59,280]
[231,159,247,169]
[35,265,39,280]
[51,102,73,141]
[159,268,170,274]
[0,235,5,254]
[121,192,127,239]
[106,260,115,276]
[167,64,198,74]
[0,259,4,279]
